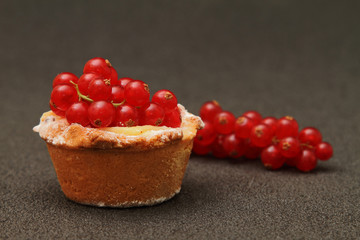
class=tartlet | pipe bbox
[33,104,202,207]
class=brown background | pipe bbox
[1,0,359,239]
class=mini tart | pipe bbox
[33,104,203,207]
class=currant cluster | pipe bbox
[49,57,181,128]
[193,101,333,172]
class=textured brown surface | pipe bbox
[1,1,360,239]
[46,139,193,207]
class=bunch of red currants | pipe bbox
[193,101,333,172]
[49,57,181,128]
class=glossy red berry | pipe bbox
[50,85,78,111]
[162,107,181,128]
[211,134,228,158]
[223,134,246,158]
[194,121,217,146]
[124,80,150,107]
[279,137,301,158]
[296,149,317,172]
[111,86,125,103]
[65,102,90,127]
[109,66,118,85]
[152,90,178,112]
[199,100,222,122]
[261,145,286,170]
[243,111,262,125]
[88,101,115,128]
[78,73,101,96]
[49,100,65,117]
[299,127,322,147]
[52,72,78,88]
[115,104,139,127]
[213,111,236,134]
[234,116,255,139]
[192,143,210,155]
[139,102,165,126]
[250,124,273,147]
[118,77,133,88]
[261,117,277,135]
[276,116,299,139]
[88,79,112,101]
[315,142,333,161]
[83,57,112,78]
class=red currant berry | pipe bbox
[152,90,178,112]
[118,77,133,88]
[223,134,246,158]
[199,100,222,122]
[115,104,139,127]
[276,116,299,139]
[65,102,90,127]
[78,73,101,96]
[250,124,273,147]
[109,66,118,85]
[315,142,333,161]
[244,141,262,159]
[234,116,255,139]
[88,79,112,101]
[279,137,301,158]
[261,145,286,170]
[49,100,65,117]
[124,80,150,107]
[213,111,236,134]
[299,127,322,147]
[162,107,182,128]
[83,57,112,78]
[52,72,78,88]
[50,85,78,111]
[111,86,125,103]
[192,142,210,155]
[243,110,262,125]
[296,149,317,172]
[139,102,165,126]
[194,121,217,146]
[211,134,228,158]
[261,117,277,135]
[88,101,115,128]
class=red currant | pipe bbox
[276,116,299,139]
[234,116,255,139]
[279,137,301,158]
[213,111,236,134]
[162,107,182,128]
[65,102,90,127]
[111,86,125,103]
[315,142,333,161]
[115,104,139,127]
[52,72,78,88]
[78,73,101,96]
[250,124,273,147]
[296,149,317,172]
[192,143,210,155]
[299,127,322,147]
[243,110,262,124]
[88,101,115,128]
[109,66,118,85]
[261,145,286,170]
[223,134,246,158]
[88,79,112,101]
[139,102,165,126]
[152,90,178,112]
[211,134,228,158]
[49,100,65,117]
[261,117,277,135]
[83,57,111,78]
[118,77,133,88]
[199,100,222,122]
[244,141,262,159]
[124,80,150,107]
[194,121,217,146]
[50,85,78,111]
